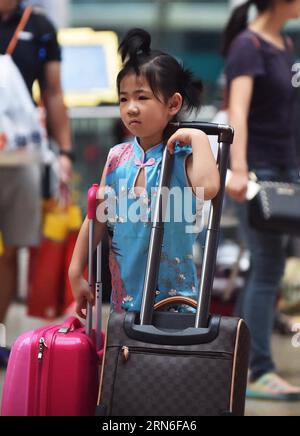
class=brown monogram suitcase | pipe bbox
[97,122,250,416]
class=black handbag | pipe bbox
[249,181,300,235]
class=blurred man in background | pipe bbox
[0,0,73,366]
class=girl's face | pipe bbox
[119,73,182,149]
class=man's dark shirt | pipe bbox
[0,4,61,95]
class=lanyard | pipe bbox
[6,6,33,56]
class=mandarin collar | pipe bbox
[133,137,164,162]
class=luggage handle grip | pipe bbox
[154,296,197,311]
[59,316,82,333]
[169,121,234,143]
[125,312,221,346]
[87,184,103,349]
[87,184,99,220]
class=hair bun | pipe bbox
[119,28,151,62]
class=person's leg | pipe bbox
[0,165,41,323]
[235,185,286,380]
[235,167,289,379]
[0,247,17,324]
[234,167,300,399]
[243,228,285,380]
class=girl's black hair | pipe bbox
[117,28,203,114]
[221,0,294,56]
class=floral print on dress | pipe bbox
[109,239,127,313]
[106,143,134,175]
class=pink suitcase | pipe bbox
[1,185,105,416]
[1,318,104,416]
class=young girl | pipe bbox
[69,28,219,317]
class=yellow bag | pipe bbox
[43,203,69,242]
[68,203,83,232]
[28,200,83,319]
[0,232,4,256]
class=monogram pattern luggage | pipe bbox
[97,122,250,416]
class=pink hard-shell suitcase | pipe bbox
[1,318,104,416]
[1,185,105,416]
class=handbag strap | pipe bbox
[6,6,33,56]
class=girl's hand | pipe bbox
[166,128,203,154]
[69,274,94,319]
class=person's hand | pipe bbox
[166,128,205,154]
[69,274,94,319]
[58,155,73,207]
[226,170,249,203]
[58,154,73,185]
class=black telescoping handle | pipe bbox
[140,145,173,325]
[173,122,233,328]
[139,121,234,327]
[170,121,234,143]
[196,144,232,327]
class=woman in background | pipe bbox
[222,0,300,400]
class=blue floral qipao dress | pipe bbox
[104,137,202,312]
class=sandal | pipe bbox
[247,373,300,401]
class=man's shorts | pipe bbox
[0,165,41,247]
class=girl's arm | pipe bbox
[167,129,220,201]
[68,168,107,318]
[227,75,254,202]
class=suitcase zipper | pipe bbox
[37,337,48,360]
[35,328,56,415]
[121,345,231,362]
[122,346,130,362]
